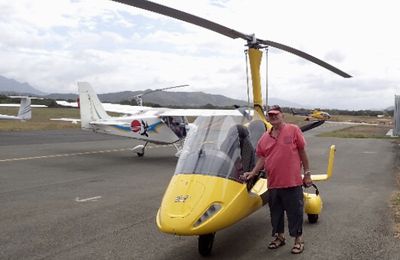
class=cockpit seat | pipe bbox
[236,125,255,172]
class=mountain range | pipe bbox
[0,75,45,95]
[0,75,304,108]
[46,90,303,108]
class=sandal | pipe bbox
[268,236,286,249]
[291,242,304,254]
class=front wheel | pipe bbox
[308,214,318,224]
[198,233,215,256]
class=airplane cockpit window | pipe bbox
[162,116,187,138]
[175,115,252,182]
[247,120,266,148]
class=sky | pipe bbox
[0,0,399,110]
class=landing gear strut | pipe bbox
[132,142,148,157]
[198,233,215,256]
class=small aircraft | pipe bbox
[111,0,351,256]
[54,82,243,157]
[0,96,42,121]
[291,108,331,121]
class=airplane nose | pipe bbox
[165,179,206,218]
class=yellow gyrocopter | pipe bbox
[112,0,351,256]
[291,108,332,121]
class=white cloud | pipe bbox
[0,0,399,109]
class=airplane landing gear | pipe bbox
[198,233,215,256]
[307,214,318,223]
[173,139,184,157]
[304,184,322,224]
[132,142,148,157]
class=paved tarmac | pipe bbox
[0,124,399,260]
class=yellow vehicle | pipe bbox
[310,109,332,121]
[112,0,350,256]
[156,114,336,255]
[291,108,332,121]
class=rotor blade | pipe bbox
[259,39,351,78]
[142,84,189,96]
[112,0,351,78]
[112,0,251,40]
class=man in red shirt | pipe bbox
[242,105,312,254]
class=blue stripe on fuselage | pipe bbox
[112,121,162,132]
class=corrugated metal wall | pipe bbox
[394,95,400,136]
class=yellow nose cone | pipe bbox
[166,178,205,218]
[156,174,263,235]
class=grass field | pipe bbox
[392,143,400,239]
[0,107,395,138]
[0,107,80,131]
[317,125,393,139]
[285,113,394,139]
[393,189,400,239]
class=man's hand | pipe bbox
[240,171,257,181]
[303,173,313,187]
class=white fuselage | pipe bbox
[89,115,180,144]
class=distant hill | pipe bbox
[0,75,46,95]
[47,90,249,107]
[0,75,304,108]
[47,90,304,108]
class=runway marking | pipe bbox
[75,196,102,202]
[0,144,174,163]
[362,151,377,154]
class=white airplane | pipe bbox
[55,82,244,157]
[0,96,42,120]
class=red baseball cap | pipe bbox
[267,105,282,115]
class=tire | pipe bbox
[308,214,318,224]
[198,233,215,256]
[137,151,144,157]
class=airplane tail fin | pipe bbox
[17,97,32,120]
[77,82,110,129]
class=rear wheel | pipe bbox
[137,151,144,157]
[308,214,318,224]
[198,233,215,256]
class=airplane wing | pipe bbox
[55,100,78,107]
[56,100,243,117]
[102,104,153,115]
[56,100,152,115]
[88,120,130,126]
[50,118,80,124]
[159,108,243,117]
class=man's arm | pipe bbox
[299,148,312,186]
[240,156,265,181]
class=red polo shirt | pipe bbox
[256,123,306,188]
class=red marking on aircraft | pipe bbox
[131,120,141,132]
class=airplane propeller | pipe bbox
[112,0,351,78]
